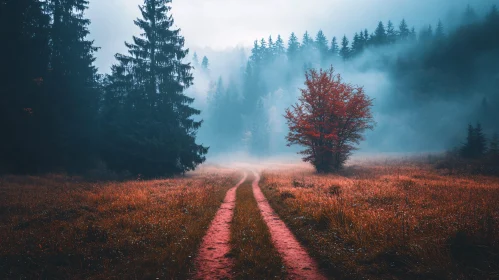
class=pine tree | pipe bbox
[330,36,340,58]
[201,56,210,71]
[461,124,475,158]
[301,31,314,53]
[435,20,445,40]
[250,40,261,64]
[268,35,275,59]
[399,19,410,40]
[260,38,268,62]
[315,30,329,62]
[363,29,370,46]
[386,20,396,43]
[287,32,300,61]
[351,32,362,57]
[103,0,207,177]
[373,21,387,45]
[340,35,350,60]
[274,34,286,57]
[46,0,101,171]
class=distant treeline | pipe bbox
[200,4,499,155]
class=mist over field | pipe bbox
[86,1,499,159]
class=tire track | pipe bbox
[193,172,247,280]
[251,170,327,280]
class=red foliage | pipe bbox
[284,67,375,172]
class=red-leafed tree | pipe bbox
[285,67,375,172]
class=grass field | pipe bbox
[1,158,499,279]
[0,167,238,279]
[260,160,499,279]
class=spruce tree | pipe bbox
[315,30,329,62]
[46,0,100,171]
[340,35,350,60]
[103,0,207,177]
[435,20,445,40]
[399,19,410,40]
[363,29,370,46]
[386,20,396,43]
[287,32,300,61]
[373,21,387,45]
[268,35,275,59]
[330,36,340,58]
[260,38,268,62]
[351,32,362,56]
[301,31,315,54]
[274,34,286,57]
[201,56,209,71]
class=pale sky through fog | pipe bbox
[87,0,496,73]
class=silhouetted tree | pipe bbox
[287,32,300,61]
[386,20,396,43]
[330,36,340,58]
[399,19,410,40]
[461,123,487,159]
[274,34,286,57]
[285,67,375,172]
[373,21,387,45]
[435,20,445,40]
[315,30,329,62]
[340,35,350,60]
[351,32,363,56]
[201,56,210,71]
[102,0,207,177]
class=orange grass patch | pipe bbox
[0,167,239,279]
[260,162,499,279]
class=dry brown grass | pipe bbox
[230,175,286,279]
[0,167,239,279]
[260,162,499,279]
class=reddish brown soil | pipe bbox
[252,171,327,280]
[193,172,247,280]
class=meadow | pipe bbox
[1,157,498,279]
[260,158,499,279]
[0,166,238,279]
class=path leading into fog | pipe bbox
[193,172,247,280]
[251,170,327,280]
[194,170,326,279]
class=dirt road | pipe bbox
[193,172,247,280]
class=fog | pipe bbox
[88,1,499,158]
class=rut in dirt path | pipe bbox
[251,170,328,280]
[193,172,247,280]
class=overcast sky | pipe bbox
[87,0,496,73]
